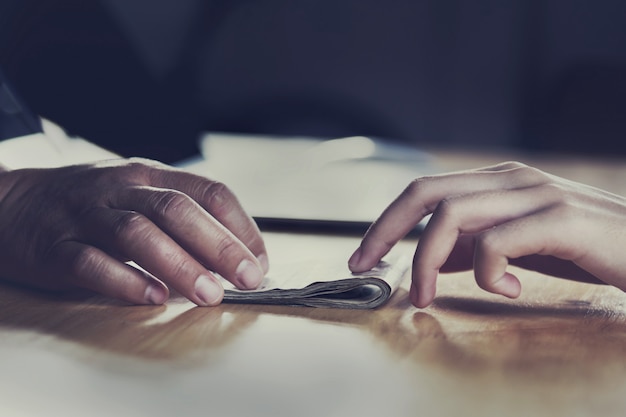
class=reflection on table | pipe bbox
[0,150,625,417]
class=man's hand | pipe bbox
[349,162,626,307]
[0,158,269,306]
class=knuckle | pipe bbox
[514,165,549,183]
[69,245,105,281]
[111,211,151,241]
[404,177,438,213]
[126,157,148,165]
[236,224,264,251]
[474,230,499,256]
[125,158,168,183]
[540,182,569,200]
[168,256,197,284]
[493,163,550,187]
[201,181,235,215]
[127,157,162,168]
[536,182,581,219]
[151,190,193,220]
[215,233,240,264]
[406,177,433,197]
[433,198,456,221]
[551,199,580,222]
[542,181,577,204]
[125,158,153,173]
[495,161,527,170]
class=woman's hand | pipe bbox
[349,162,626,307]
[0,158,268,306]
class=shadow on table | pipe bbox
[0,281,625,382]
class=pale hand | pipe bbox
[349,162,626,308]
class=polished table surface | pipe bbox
[1,149,626,417]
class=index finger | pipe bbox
[348,163,550,273]
[112,186,265,290]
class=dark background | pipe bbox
[1,0,626,163]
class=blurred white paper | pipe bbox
[0,119,119,169]
[179,133,436,228]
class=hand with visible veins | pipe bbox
[0,158,269,306]
[349,162,626,308]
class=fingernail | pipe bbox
[236,259,264,289]
[145,284,168,305]
[257,253,270,274]
[194,274,223,306]
[348,247,362,270]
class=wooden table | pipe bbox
[1,149,625,417]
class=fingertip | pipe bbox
[491,272,522,299]
[409,284,421,307]
[144,283,169,305]
[410,266,439,308]
[235,258,265,289]
[348,245,384,273]
[410,283,434,308]
[348,247,363,271]
[194,274,224,306]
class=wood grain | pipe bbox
[0,151,625,417]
